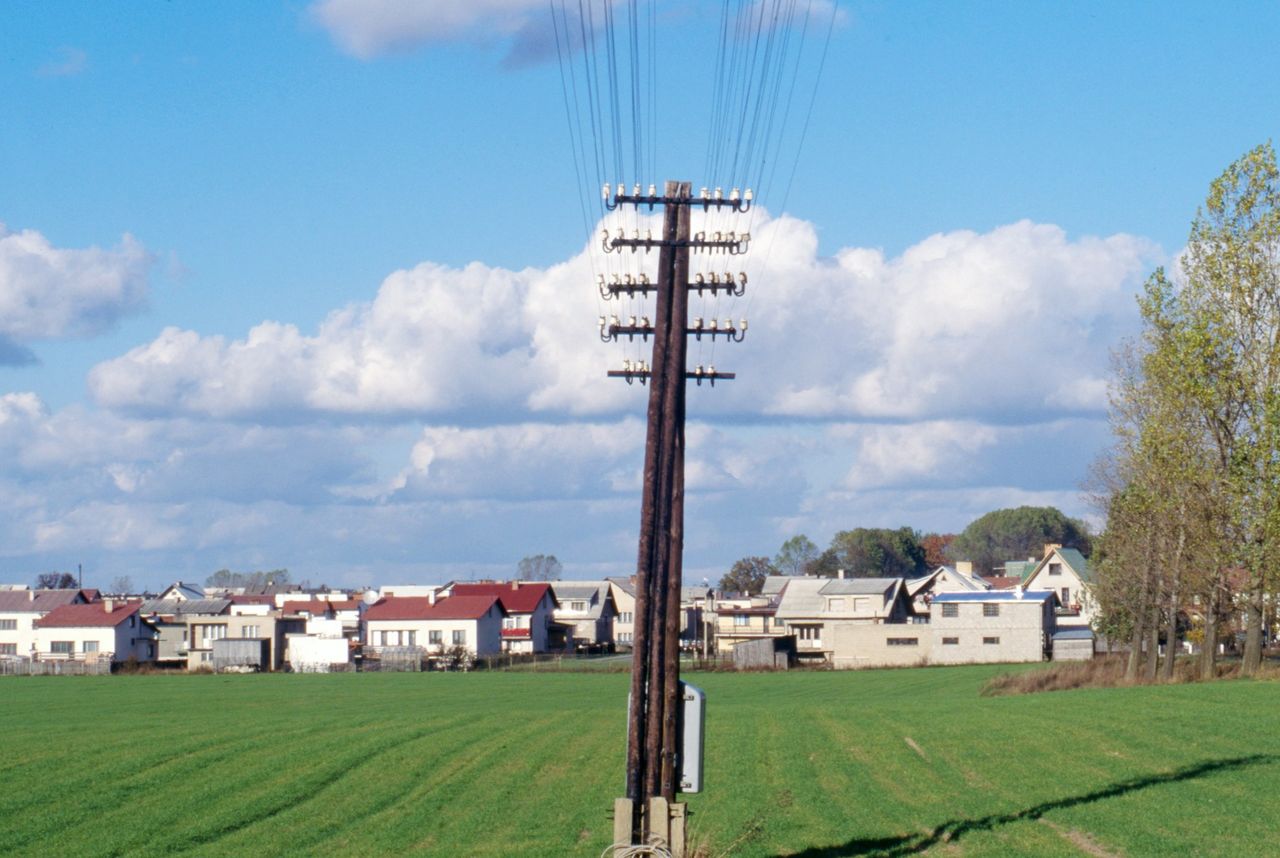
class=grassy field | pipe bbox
[1,665,1277,857]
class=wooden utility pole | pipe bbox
[603,180,750,853]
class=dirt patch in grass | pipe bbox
[1039,818,1124,858]
[982,656,1280,697]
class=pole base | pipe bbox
[611,797,687,857]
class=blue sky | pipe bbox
[1,1,1277,590]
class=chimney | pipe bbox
[428,590,436,606]
[1044,543,1061,559]
[104,598,115,612]
[511,581,519,591]
[837,568,845,580]
[1015,585,1024,600]
[957,561,973,576]
[28,590,34,602]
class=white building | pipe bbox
[363,594,506,656]
[0,590,91,659]
[929,590,1057,664]
[34,601,158,664]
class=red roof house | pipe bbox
[441,582,559,654]
[34,601,156,663]
[363,595,506,655]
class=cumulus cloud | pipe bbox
[834,420,1001,490]
[309,0,548,59]
[91,212,1156,426]
[0,223,153,362]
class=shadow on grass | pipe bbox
[777,754,1277,858]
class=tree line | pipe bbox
[1092,142,1280,681]
[720,505,1092,594]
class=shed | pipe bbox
[732,635,795,670]
[211,637,270,672]
[1052,628,1095,661]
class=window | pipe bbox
[571,601,586,612]
[983,604,1000,617]
[503,617,515,629]
[0,619,16,630]
[0,643,17,655]
[618,632,631,643]
[429,630,443,645]
[942,637,959,646]
[886,637,917,646]
[82,641,99,653]
[452,630,466,646]
[941,603,958,618]
[733,614,750,627]
[50,641,74,654]
[774,617,787,628]
[983,636,1000,645]
[796,626,820,641]
[619,612,633,624]
[241,625,259,638]
[1061,588,1071,605]
[406,631,416,647]
[1048,562,1061,576]
[911,615,930,625]
[828,598,845,610]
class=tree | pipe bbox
[109,576,134,594]
[35,572,77,589]
[828,527,926,578]
[949,507,1092,575]
[919,533,956,568]
[517,554,562,581]
[774,535,819,576]
[719,556,777,595]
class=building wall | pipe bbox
[929,600,1051,664]
[830,623,932,669]
[34,617,155,663]
[0,612,40,658]
[287,635,349,670]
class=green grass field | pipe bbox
[1,665,1277,857]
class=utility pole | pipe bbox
[603,179,750,855]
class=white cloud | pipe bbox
[90,213,1156,427]
[309,0,547,59]
[834,420,1001,490]
[0,223,152,360]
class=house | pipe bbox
[550,581,617,651]
[34,600,158,664]
[0,589,92,660]
[281,599,364,637]
[606,577,637,649]
[442,582,558,654]
[775,576,913,664]
[906,562,989,615]
[680,585,713,648]
[363,594,506,657]
[157,581,207,602]
[929,590,1057,664]
[1020,544,1096,632]
[712,596,785,655]
[139,598,233,669]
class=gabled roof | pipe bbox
[449,582,554,614]
[774,577,831,617]
[0,589,88,613]
[159,581,207,601]
[37,602,144,628]
[760,575,794,597]
[980,575,1023,590]
[550,582,605,601]
[606,577,637,598]
[139,598,231,616]
[225,594,276,605]
[1025,547,1092,584]
[364,595,504,622]
[819,577,900,596]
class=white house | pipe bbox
[775,576,912,664]
[441,582,558,654]
[0,589,91,659]
[550,581,617,651]
[34,601,158,664]
[929,590,1057,664]
[1021,545,1095,631]
[363,594,506,656]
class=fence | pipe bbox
[0,658,112,676]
